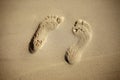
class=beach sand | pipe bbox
[0,0,120,80]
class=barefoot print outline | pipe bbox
[29,15,64,53]
[65,19,92,65]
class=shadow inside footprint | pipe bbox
[64,51,72,65]
[28,24,41,54]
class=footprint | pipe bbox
[65,19,92,64]
[29,15,64,53]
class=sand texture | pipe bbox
[0,0,120,80]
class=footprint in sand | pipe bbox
[29,15,64,53]
[65,19,92,65]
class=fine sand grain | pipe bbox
[0,0,120,80]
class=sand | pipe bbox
[0,0,120,80]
